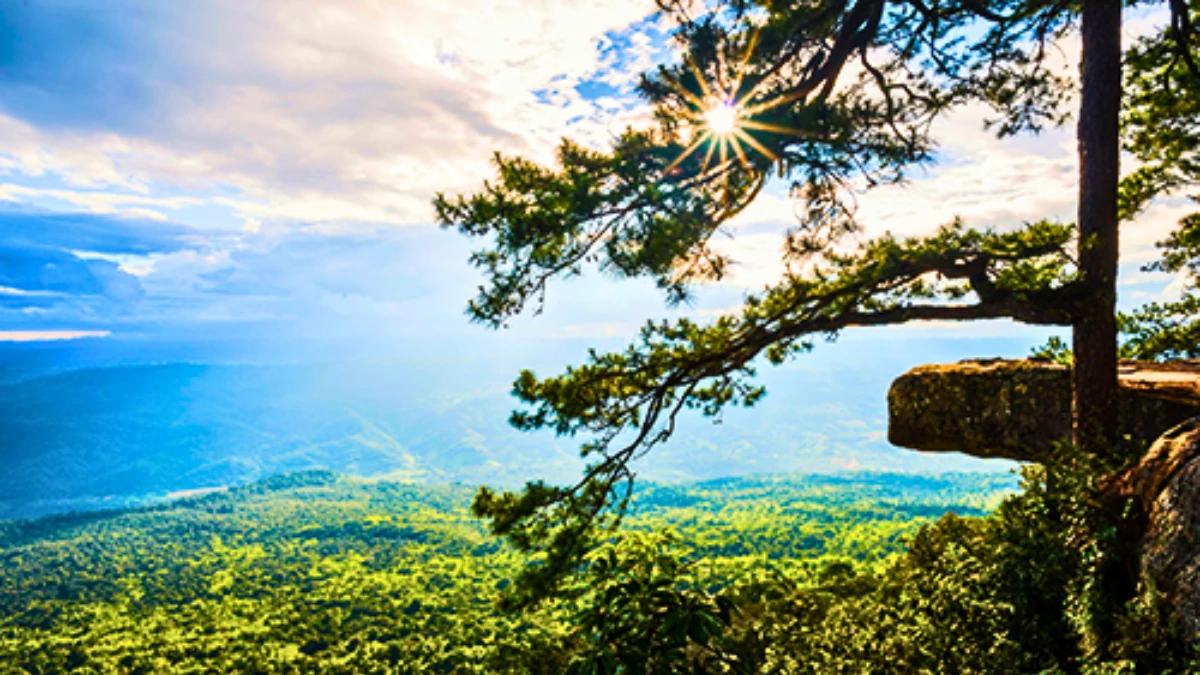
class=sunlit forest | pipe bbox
[2,470,1027,674]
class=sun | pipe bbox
[704,101,741,136]
[661,41,802,179]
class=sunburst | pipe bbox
[663,29,807,183]
[705,100,741,136]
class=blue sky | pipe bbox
[0,0,1187,350]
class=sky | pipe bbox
[0,0,1189,352]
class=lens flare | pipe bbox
[704,102,740,136]
[663,33,803,181]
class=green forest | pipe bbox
[5,468,1192,674]
[0,469,1105,674]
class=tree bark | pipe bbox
[1073,0,1122,459]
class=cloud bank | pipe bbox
[0,1,1186,341]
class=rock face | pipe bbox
[887,359,1200,462]
[887,358,1200,647]
[1106,418,1200,644]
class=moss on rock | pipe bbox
[887,359,1200,462]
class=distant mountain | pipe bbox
[0,335,1026,519]
[0,362,571,519]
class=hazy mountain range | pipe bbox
[0,333,1032,520]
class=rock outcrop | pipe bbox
[887,359,1200,462]
[1105,418,1200,645]
[886,358,1200,648]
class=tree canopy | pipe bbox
[1118,4,1200,359]
[436,0,1200,607]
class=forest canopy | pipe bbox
[0,471,1028,675]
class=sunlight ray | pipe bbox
[718,137,730,195]
[742,89,807,117]
[729,27,762,105]
[728,133,752,169]
[665,72,709,111]
[664,131,713,176]
[687,61,716,104]
[700,134,720,175]
[733,128,777,162]
[739,119,805,137]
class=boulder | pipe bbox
[1106,418,1200,644]
[887,359,1200,462]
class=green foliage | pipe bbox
[1119,294,1200,360]
[1120,0,1199,228]
[433,134,749,324]
[717,465,1193,674]
[0,470,1010,674]
[1116,0,1200,363]
[1032,302,1200,363]
[701,467,1078,674]
[1031,335,1073,365]
[3,468,1192,673]
[565,532,738,675]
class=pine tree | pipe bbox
[435,0,1199,606]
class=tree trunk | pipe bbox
[1076,1,1126,656]
[1073,0,1122,459]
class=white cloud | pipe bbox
[0,1,680,334]
[0,0,662,228]
[0,330,111,342]
[0,182,198,220]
